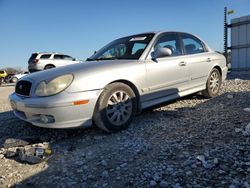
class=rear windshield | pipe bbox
[29,53,38,61]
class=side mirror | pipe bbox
[72,58,76,61]
[152,47,172,60]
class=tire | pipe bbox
[44,65,55,70]
[202,68,222,98]
[0,78,3,86]
[93,83,137,132]
[11,77,18,83]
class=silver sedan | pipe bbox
[9,31,227,132]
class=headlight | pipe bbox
[35,74,73,96]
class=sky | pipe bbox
[0,0,250,69]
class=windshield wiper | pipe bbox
[86,57,109,61]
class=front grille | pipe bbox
[15,80,32,96]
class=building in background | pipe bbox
[230,15,250,71]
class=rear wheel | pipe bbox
[44,65,55,70]
[0,77,3,86]
[93,83,137,132]
[202,68,222,98]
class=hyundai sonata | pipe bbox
[9,31,227,132]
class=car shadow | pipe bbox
[0,111,102,147]
[1,90,250,187]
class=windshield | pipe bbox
[87,33,155,61]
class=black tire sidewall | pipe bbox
[94,83,137,132]
[45,65,54,70]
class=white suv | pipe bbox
[28,52,81,72]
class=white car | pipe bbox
[28,52,81,73]
[11,72,29,83]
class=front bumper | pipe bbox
[9,90,101,128]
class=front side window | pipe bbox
[181,34,205,55]
[54,55,64,59]
[62,55,73,60]
[154,33,182,56]
[87,33,155,61]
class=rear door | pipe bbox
[180,33,213,88]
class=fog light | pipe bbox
[40,115,55,124]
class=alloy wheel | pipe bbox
[106,91,132,126]
[209,71,220,94]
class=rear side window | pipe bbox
[0,71,4,74]
[40,54,51,59]
[29,53,38,61]
[181,34,205,55]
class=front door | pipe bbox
[143,33,189,101]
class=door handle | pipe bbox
[179,61,186,66]
[206,58,212,62]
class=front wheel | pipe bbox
[11,77,18,83]
[202,68,222,98]
[93,83,137,132]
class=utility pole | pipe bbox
[224,7,228,64]
[224,7,234,67]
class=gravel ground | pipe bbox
[0,74,250,188]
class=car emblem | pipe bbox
[19,84,23,90]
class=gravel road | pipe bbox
[0,74,250,188]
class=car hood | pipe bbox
[20,60,140,91]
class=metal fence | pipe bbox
[230,15,250,70]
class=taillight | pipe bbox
[33,59,39,63]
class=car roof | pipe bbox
[117,31,202,40]
[35,52,60,55]
[127,31,210,48]
[32,52,73,57]
[134,31,200,36]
